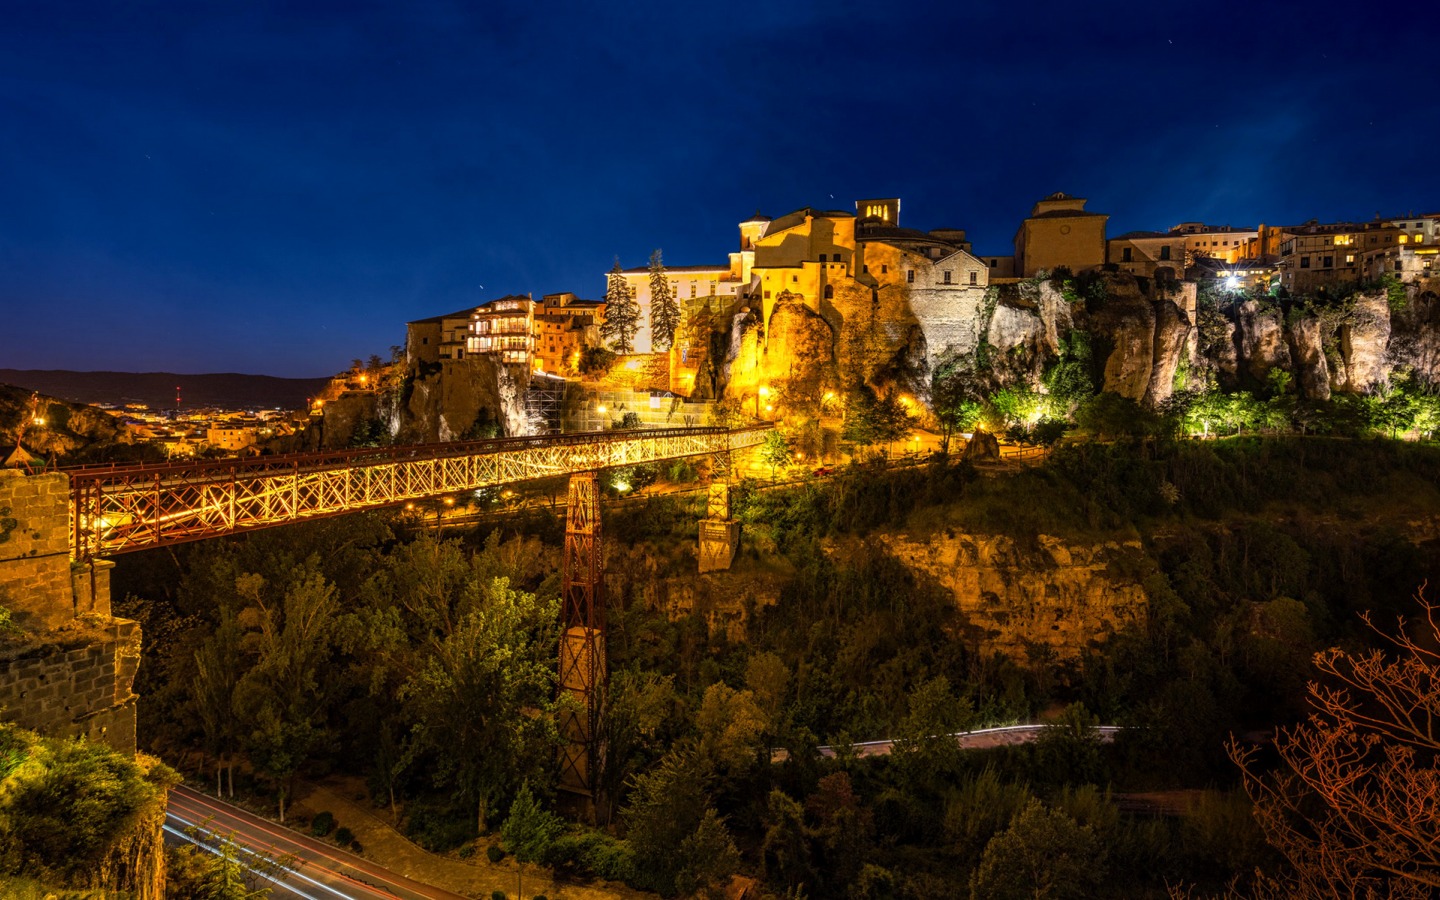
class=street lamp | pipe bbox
[757,384,770,418]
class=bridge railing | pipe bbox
[69,424,771,559]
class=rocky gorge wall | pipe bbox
[878,531,1150,660]
[711,270,1439,415]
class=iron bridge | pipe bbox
[67,425,771,559]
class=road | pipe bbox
[770,723,1122,762]
[167,785,468,900]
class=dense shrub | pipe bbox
[310,810,334,837]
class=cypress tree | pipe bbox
[601,258,641,354]
[648,249,681,352]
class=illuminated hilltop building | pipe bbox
[1011,192,1109,277]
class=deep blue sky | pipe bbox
[2,1,1435,377]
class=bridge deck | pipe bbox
[68,425,769,558]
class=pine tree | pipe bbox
[601,258,641,354]
[648,249,681,353]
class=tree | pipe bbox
[400,576,561,833]
[601,258,641,354]
[759,429,793,481]
[623,748,735,897]
[193,607,243,797]
[231,562,341,822]
[1231,590,1440,898]
[842,386,911,458]
[968,801,1107,900]
[500,781,564,863]
[648,250,681,353]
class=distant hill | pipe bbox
[0,370,331,411]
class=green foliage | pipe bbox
[601,258,641,354]
[310,810,334,836]
[578,346,617,376]
[0,726,176,885]
[500,782,564,864]
[1042,330,1096,409]
[623,749,738,896]
[759,429,793,480]
[334,826,354,846]
[969,801,1107,900]
[1074,393,1165,440]
[648,250,681,352]
[840,385,911,453]
[486,844,506,863]
[462,408,501,441]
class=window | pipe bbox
[989,259,997,267]
[791,275,798,283]
[863,265,869,273]
[943,271,952,284]
[819,253,827,263]
[881,265,888,274]
[1300,257,1311,269]
[421,337,429,345]
[1160,246,1172,261]
[824,285,834,299]
[764,290,771,299]
[1346,254,1355,263]
[969,271,978,285]
[1323,256,1334,268]
[1122,247,1133,262]
[906,270,914,283]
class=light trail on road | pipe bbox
[167,785,465,900]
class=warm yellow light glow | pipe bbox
[405,502,414,511]
[33,417,45,426]
[624,358,642,370]
[597,404,607,415]
[443,497,455,506]
[615,481,631,493]
[359,374,368,383]
[765,404,773,412]
[758,385,770,397]
[823,391,837,401]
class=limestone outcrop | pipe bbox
[1235,300,1291,385]
[878,530,1149,660]
[1147,299,1194,405]
[1286,315,1331,400]
[1335,292,1391,392]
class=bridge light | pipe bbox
[443,497,455,506]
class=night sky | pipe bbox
[3,1,1435,377]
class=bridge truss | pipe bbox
[68,425,770,559]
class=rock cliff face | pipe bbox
[1235,300,1291,385]
[0,386,132,460]
[1335,292,1391,392]
[1286,315,1331,400]
[395,357,529,444]
[877,531,1149,660]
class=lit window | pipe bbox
[1346,254,1355,263]
[1399,235,1409,244]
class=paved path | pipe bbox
[289,779,649,900]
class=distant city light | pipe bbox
[1225,276,1240,289]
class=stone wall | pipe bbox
[0,469,140,754]
[0,471,75,631]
